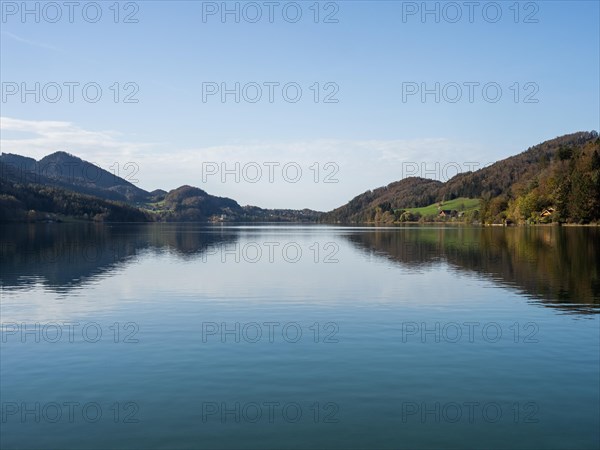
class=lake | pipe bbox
[1,223,599,449]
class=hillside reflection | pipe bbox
[345,226,600,313]
[1,224,598,313]
[0,223,237,291]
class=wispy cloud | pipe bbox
[1,116,487,209]
[1,31,60,52]
[0,116,156,161]
[1,31,101,66]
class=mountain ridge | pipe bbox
[0,151,321,222]
[1,150,150,203]
[322,131,600,224]
[1,131,599,224]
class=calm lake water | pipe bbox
[1,224,599,450]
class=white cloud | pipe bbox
[1,31,60,52]
[1,117,487,210]
[0,116,156,161]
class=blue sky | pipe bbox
[1,1,599,210]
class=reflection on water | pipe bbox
[345,226,600,313]
[1,224,599,450]
[2,224,598,312]
[0,223,236,290]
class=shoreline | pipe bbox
[1,220,599,227]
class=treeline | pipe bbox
[323,177,443,223]
[482,137,600,224]
[3,132,598,225]
[0,180,151,223]
[366,206,482,225]
[0,177,323,223]
[322,131,600,225]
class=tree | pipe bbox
[591,150,600,171]
[557,146,573,161]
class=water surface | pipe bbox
[1,224,599,449]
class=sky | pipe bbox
[1,0,599,210]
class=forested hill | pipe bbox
[2,131,599,224]
[322,131,600,224]
[0,152,321,223]
[324,177,444,223]
[0,151,150,203]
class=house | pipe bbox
[438,210,458,218]
[541,207,556,217]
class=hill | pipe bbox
[438,131,597,201]
[3,131,598,224]
[322,131,600,224]
[0,152,323,223]
[324,177,443,223]
[0,175,151,222]
[408,197,481,216]
[0,151,150,203]
[157,185,243,221]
